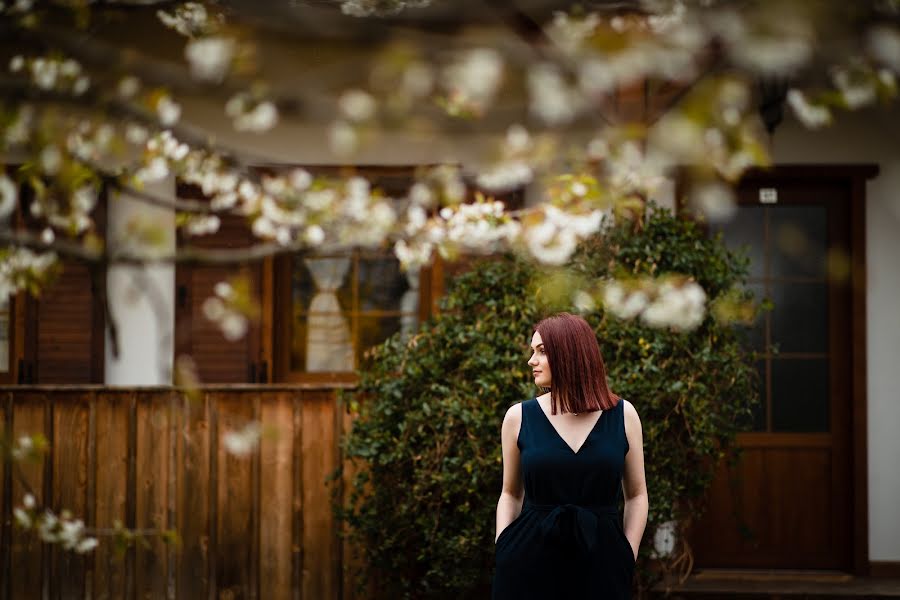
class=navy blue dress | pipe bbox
[493,397,634,599]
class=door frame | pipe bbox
[679,164,876,574]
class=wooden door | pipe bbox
[689,169,869,570]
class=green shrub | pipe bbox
[338,207,759,599]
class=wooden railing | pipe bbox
[0,385,363,600]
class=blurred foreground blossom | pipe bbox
[14,498,98,554]
[440,48,504,116]
[202,278,258,341]
[223,422,261,456]
[604,278,707,332]
[0,248,58,298]
[185,36,236,82]
[689,181,737,223]
[786,89,832,128]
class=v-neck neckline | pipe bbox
[533,396,605,456]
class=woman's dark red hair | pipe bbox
[534,312,619,414]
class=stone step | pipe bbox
[651,569,900,599]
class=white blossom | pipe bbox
[117,76,140,99]
[223,422,261,456]
[72,76,90,96]
[786,89,832,128]
[545,11,600,55]
[339,0,431,18]
[868,26,900,72]
[404,205,428,236]
[9,55,23,72]
[715,9,814,75]
[157,2,215,37]
[476,161,533,192]
[202,296,226,321]
[608,142,667,194]
[526,223,577,265]
[690,181,736,223]
[528,63,582,125]
[185,36,235,82]
[184,214,221,236]
[30,58,58,90]
[299,224,323,247]
[0,174,17,220]
[641,281,706,331]
[75,537,98,554]
[72,186,98,214]
[231,101,278,132]
[402,62,434,98]
[394,239,434,270]
[135,156,169,184]
[603,282,649,320]
[289,168,312,192]
[573,290,596,313]
[329,120,358,156]
[23,493,35,509]
[211,191,238,211]
[832,68,877,109]
[408,182,433,207]
[220,313,248,341]
[40,228,55,245]
[442,48,504,113]
[14,508,31,528]
[156,96,181,126]
[39,145,62,175]
[338,89,377,122]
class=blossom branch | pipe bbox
[0,228,290,266]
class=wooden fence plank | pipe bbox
[291,393,303,600]
[9,391,47,600]
[1,393,10,600]
[175,392,211,600]
[301,391,337,600]
[213,391,254,599]
[340,398,369,600]
[50,391,89,600]
[93,391,129,600]
[259,392,294,600]
[3,386,353,600]
[134,391,171,599]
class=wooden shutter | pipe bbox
[174,186,263,384]
[31,261,104,383]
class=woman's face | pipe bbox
[528,331,552,388]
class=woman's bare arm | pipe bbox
[622,399,649,559]
[495,403,524,542]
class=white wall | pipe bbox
[104,176,176,385]
[772,106,900,562]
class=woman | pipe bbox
[493,312,649,599]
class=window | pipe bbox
[271,165,525,382]
[288,249,423,375]
[713,194,845,433]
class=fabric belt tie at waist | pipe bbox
[525,502,617,555]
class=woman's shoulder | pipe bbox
[619,398,643,425]
[501,402,524,435]
[502,396,535,424]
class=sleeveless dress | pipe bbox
[492,397,634,599]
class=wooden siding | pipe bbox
[0,385,361,600]
[33,262,103,384]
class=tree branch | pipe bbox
[102,176,224,215]
[0,227,298,266]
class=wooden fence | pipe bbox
[0,385,363,600]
